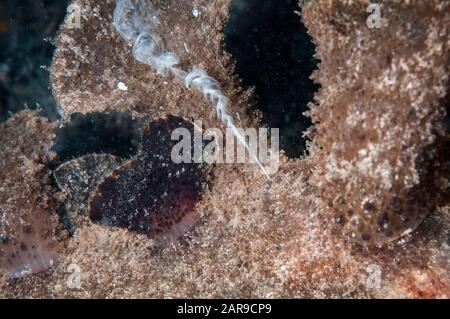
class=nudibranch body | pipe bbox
[113,0,270,178]
[304,0,450,246]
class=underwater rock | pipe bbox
[54,154,122,233]
[304,0,450,245]
[89,115,209,242]
[0,110,61,279]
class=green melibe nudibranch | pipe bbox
[113,0,271,178]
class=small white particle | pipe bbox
[118,82,128,91]
[192,8,199,17]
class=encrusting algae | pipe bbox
[1,0,449,298]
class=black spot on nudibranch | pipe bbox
[363,201,375,211]
[20,242,27,251]
[89,116,209,242]
[0,235,9,245]
[22,226,33,234]
[377,211,389,233]
[335,213,345,225]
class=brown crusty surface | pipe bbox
[0,111,62,280]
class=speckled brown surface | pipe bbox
[51,0,259,130]
[1,0,450,298]
[304,0,450,245]
[89,116,210,242]
[2,155,449,298]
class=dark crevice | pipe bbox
[224,0,319,158]
[50,111,143,234]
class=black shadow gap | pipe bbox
[0,0,70,123]
[224,0,319,158]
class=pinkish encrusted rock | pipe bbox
[2,0,449,299]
